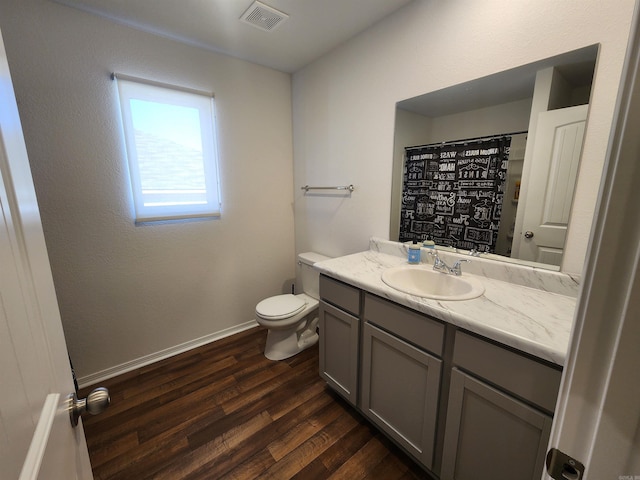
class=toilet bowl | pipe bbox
[255,252,330,360]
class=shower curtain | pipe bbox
[399,136,511,253]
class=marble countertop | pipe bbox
[314,247,578,366]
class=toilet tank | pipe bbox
[298,252,331,299]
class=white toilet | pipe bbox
[255,252,330,360]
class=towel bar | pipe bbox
[301,184,354,192]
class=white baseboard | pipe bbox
[77,320,259,389]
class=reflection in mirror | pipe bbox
[390,45,598,270]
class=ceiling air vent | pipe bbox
[240,1,289,32]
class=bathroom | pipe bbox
[1,0,639,477]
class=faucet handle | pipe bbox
[452,259,471,275]
[453,259,471,267]
[428,249,440,262]
[428,250,448,271]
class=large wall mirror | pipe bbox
[390,45,599,271]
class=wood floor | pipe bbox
[80,327,432,479]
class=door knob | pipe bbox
[524,231,534,239]
[69,387,110,427]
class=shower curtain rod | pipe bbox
[405,130,528,151]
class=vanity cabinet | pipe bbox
[440,331,561,480]
[318,275,361,405]
[360,294,444,468]
[317,274,563,479]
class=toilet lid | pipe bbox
[256,294,306,319]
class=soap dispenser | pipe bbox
[423,237,435,249]
[408,241,421,264]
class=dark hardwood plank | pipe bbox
[80,327,432,479]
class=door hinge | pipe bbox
[546,448,585,480]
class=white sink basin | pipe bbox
[381,265,484,301]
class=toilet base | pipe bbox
[264,316,319,360]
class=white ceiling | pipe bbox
[51,0,415,73]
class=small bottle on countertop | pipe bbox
[408,240,421,264]
[422,238,435,249]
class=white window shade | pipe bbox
[115,76,221,222]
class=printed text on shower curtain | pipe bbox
[399,136,511,253]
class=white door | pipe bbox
[517,104,588,266]
[544,7,640,479]
[0,29,94,479]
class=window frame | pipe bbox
[114,74,221,223]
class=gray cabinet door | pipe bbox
[361,322,441,469]
[441,368,552,480]
[319,300,359,405]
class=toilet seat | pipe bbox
[256,294,307,320]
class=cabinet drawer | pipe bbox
[320,275,360,316]
[364,293,444,356]
[453,331,562,412]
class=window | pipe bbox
[114,75,221,222]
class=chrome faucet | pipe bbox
[428,251,470,276]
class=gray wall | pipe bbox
[292,0,636,275]
[0,0,295,381]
